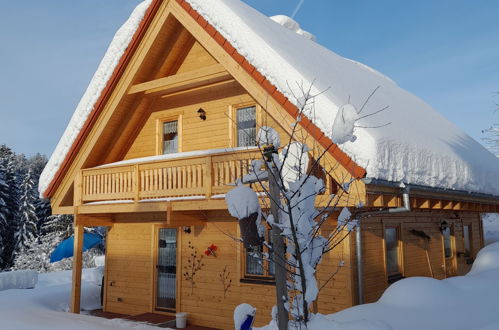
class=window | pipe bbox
[236,106,257,147]
[443,226,453,258]
[463,225,472,258]
[243,229,274,281]
[385,227,402,281]
[245,245,275,278]
[162,120,178,154]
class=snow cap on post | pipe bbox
[225,181,261,220]
[225,181,264,248]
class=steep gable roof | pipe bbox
[40,0,499,198]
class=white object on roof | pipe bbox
[40,0,499,197]
[270,15,316,41]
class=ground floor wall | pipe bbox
[359,211,483,303]
[102,213,353,329]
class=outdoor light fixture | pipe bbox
[439,220,449,232]
[197,108,206,120]
[183,226,192,234]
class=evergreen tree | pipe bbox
[0,145,20,268]
[13,214,73,272]
[0,162,9,268]
[15,169,38,252]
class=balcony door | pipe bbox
[156,228,177,311]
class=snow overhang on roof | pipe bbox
[39,0,499,198]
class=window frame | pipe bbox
[241,222,275,284]
[383,224,404,283]
[229,103,261,148]
[156,114,182,155]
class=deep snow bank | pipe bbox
[256,242,499,330]
[0,268,157,330]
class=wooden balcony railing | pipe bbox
[75,149,264,205]
[74,148,339,209]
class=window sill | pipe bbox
[240,278,275,286]
[387,273,404,284]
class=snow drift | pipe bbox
[256,242,499,329]
[0,270,38,291]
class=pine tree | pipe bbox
[13,214,72,272]
[15,169,38,252]
[0,162,9,268]
[0,145,20,268]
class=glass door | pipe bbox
[156,228,177,311]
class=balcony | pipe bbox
[74,147,340,215]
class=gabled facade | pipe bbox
[40,0,499,328]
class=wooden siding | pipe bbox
[103,214,353,329]
[124,82,287,160]
[105,223,154,315]
[175,41,218,74]
[359,211,482,303]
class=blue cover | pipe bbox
[50,233,102,263]
[240,315,254,330]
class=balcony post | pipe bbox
[204,156,212,199]
[133,164,140,202]
[74,171,83,207]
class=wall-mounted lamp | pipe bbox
[183,226,192,234]
[439,220,449,232]
[197,108,206,121]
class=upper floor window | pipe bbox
[385,226,402,282]
[236,106,256,147]
[163,120,178,154]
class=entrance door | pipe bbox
[156,228,177,311]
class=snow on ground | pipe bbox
[0,269,37,291]
[0,268,158,330]
[256,242,499,330]
[482,213,499,245]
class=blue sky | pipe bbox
[0,0,497,156]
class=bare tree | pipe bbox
[225,84,386,329]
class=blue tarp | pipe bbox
[50,233,102,263]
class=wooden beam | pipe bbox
[167,211,207,226]
[75,214,113,227]
[70,223,84,314]
[127,63,231,95]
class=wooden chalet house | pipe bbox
[39,0,499,328]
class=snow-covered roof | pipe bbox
[40,0,499,197]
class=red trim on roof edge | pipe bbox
[44,0,365,199]
[43,0,163,199]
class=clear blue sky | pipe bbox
[0,0,498,156]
